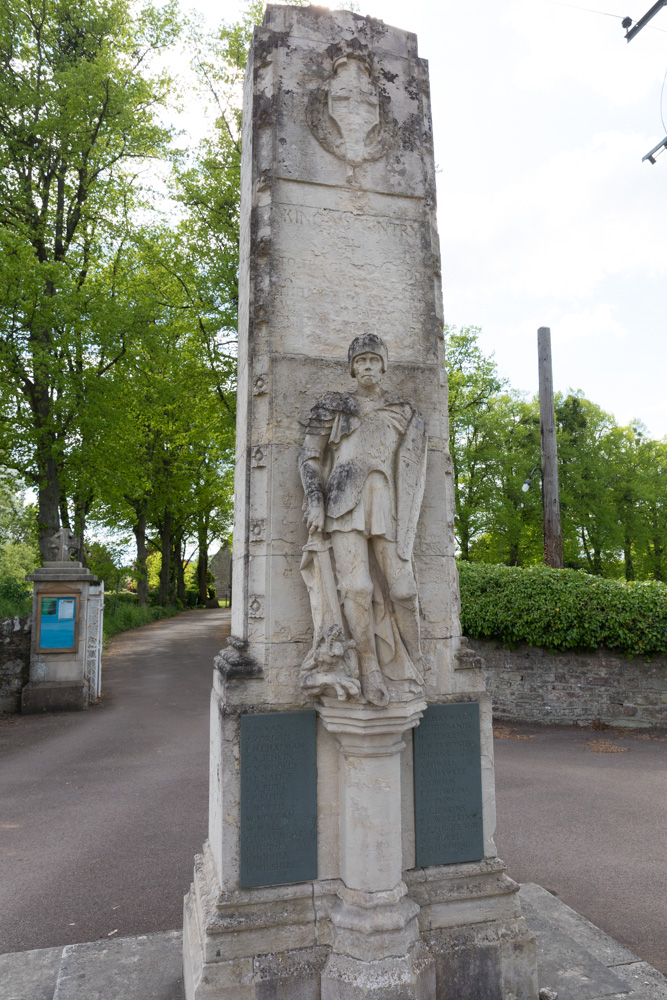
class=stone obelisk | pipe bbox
[183,7,538,998]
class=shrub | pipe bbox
[458,561,667,657]
[102,600,181,641]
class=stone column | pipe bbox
[183,6,538,999]
[319,699,432,999]
[22,556,100,713]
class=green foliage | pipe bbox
[86,539,130,590]
[0,0,182,554]
[459,561,667,657]
[0,591,32,618]
[446,326,667,580]
[0,541,39,588]
[102,593,181,640]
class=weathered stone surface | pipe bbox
[210,544,232,599]
[53,931,183,1000]
[475,640,667,729]
[184,6,537,999]
[0,944,62,1000]
[0,614,31,713]
[21,679,88,713]
[23,562,103,711]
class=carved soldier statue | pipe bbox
[299,334,428,706]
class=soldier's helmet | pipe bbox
[348,334,388,375]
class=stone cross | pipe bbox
[45,527,78,563]
[183,8,539,1000]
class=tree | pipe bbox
[445,326,507,559]
[0,0,180,558]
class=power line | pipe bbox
[543,0,667,32]
[543,0,622,19]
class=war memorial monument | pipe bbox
[183,6,540,997]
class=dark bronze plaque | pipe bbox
[240,710,317,888]
[413,702,484,867]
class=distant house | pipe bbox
[210,543,232,600]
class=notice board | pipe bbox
[38,596,77,651]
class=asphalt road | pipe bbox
[0,609,229,955]
[1,611,665,976]
[494,721,667,975]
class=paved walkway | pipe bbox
[494,721,667,975]
[0,610,664,977]
[0,609,230,954]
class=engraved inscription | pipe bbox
[271,203,428,356]
[240,712,318,887]
[413,703,484,866]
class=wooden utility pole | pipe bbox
[537,327,564,568]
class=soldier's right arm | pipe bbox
[299,403,334,532]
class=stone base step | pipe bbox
[52,930,183,1000]
[0,944,63,1000]
[0,889,665,1000]
[519,884,667,1000]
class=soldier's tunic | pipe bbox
[299,389,427,694]
[300,391,415,546]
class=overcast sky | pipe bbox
[185,0,667,436]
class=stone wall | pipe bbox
[472,639,666,728]
[0,615,32,713]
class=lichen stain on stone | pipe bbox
[400,113,423,153]
[254,29,291,71]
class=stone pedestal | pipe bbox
[22,562,103,713]
[183,6,538,999]
[318,700,432,1000]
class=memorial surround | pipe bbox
[183,7,539,998]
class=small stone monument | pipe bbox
[183,7,539,998]
[22,527,104,713]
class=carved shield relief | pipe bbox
[306,38,394,182]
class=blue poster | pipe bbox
[40,597,76,650]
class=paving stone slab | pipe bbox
[52,930,183,1000]
[0,945,63,1000]
[611,964,667,1000]
[519,884,667,1000]
[520,883,640,967]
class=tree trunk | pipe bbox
[133,509,149,606]
[174,534,186,603]
[73,491,93,566]
[198,515,208,604]
[624,534,635,581]
[580,529,593,574]
[158,510,171,605]
[36,447,61,562]
[59,494,70,530]
[653,538,663,581]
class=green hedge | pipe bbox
[102,598,182,641]
[458,562,667,657]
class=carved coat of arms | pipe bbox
[306,38,394,183]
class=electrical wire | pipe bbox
[543,0,623,19]
[542,0,667,32]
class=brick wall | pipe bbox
[1,615,32,713]
[472,639,666,728]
